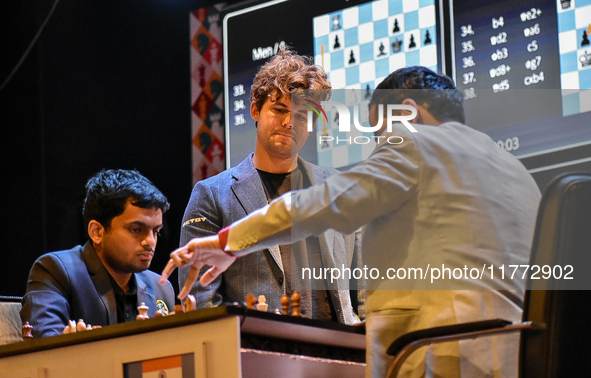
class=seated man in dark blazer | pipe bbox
[21,169,175,338]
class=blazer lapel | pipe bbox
[299,157,333,268]
[230,154,283,271]
[298,156,328,184]
[135,275,155,317]
[300,159,351,320]
[83,243,118,325]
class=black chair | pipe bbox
[386,172,591,377]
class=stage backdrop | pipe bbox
[190,3,226,184]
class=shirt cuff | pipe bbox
[218,227,236,257]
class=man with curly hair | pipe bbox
[178,48,363,324]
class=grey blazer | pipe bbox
[179,154,362,324]
[21,242,175,338]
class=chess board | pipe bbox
[312,0,439,168]
[557,0,591,116]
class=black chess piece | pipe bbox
[365,84,371,100]
[409,34,416,49]
[348,50,356,64]
[393,19,400,33]
[582,30,590,47]
[334,35,341,49]
[424,30,432,45]
[561,0,571,9]
[391,39,402,53]
[377,42,386,57]
[321,133,330,148]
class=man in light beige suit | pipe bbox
[163,66,541,377]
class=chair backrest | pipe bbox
[520,173,591,377]
[0,296,23,346]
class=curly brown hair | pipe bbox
[250,47,331,111]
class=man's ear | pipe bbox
[88,220,104,245]
[250,101,260,122]
[401,98,422,123]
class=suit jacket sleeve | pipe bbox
[222,137,418,254]
[20,253,74,338]
[179,180,224,308]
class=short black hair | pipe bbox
[82,169,169,235]
[369,66,465,124]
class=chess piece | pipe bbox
[256,295,268,312]
[291,291,301,317]
[424,30,432,45]
[183,294,197,312]
[409,34,416,49]
[63,319,76,334]
[377,42,386,57]
[174,304,184,315]
[281,294,290,315]
[245,293,257,309]
[275,309,282,315]
[392,39,402,53]
[137,302,149,320]
[580,50,591,67]
[583,30,590,47]
[77,319,87,332]
[333,35,341,49]
[393,19,400,33]
[332,15,341,30]
[321,132,330,149]
[348,50,356,64]
[365,84,372,100]
[22,321,33,341]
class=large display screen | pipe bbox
[222,0,591,188]
[223,0,444,169]
[450,0,591,186]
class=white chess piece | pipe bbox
[137,302,149,320]
[63,319,77,334]
[77,319,87,332]
[256,295,268,312]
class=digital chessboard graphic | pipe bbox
[312,0,439,168]
[557,0,591,116]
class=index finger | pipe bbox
[160,258,179,284]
